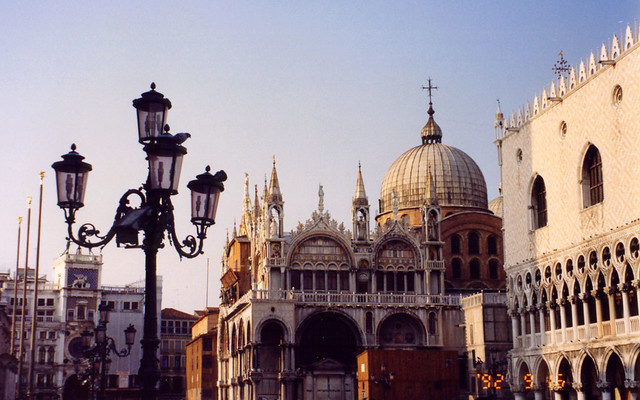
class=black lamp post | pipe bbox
[52,83,226,400]
[80,305,136,400]
[370,362,395,400]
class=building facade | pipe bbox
[186,308,219,400]
[497,24,640,400]
[160,308,197,400]
[0,250,161,400]
[217,97,507,400]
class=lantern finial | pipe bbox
[151,82,156,90]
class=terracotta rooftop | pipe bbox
[161,307,197,320]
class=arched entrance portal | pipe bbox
[580,355,598,400]
[255,320,287,400]
[296,312,362,400]
[557,358,575,400]
[605,352,627,400]
[517,361,534,400]
[536,360,551,400]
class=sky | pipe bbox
[2,2,639,313]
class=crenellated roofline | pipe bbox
[498,23,639,138]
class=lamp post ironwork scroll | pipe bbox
[370,362,395,400]
[80,304,136,400]
[52,83,226,400]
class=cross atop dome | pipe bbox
[422,77,439,104]
[420,78,442,144]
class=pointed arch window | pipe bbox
[487,235,498,255]
[582,145,604,207]
[531,176,547,229]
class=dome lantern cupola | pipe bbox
[378,79,488,219]
[421,103,442,144]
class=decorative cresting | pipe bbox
[499,24,638,136]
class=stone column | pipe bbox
[598,381,611,400]
[622,283,631,333]
[281,267,287,290]
[580,293,591,329]
[538,305,546,345]
[520,308,528,346]
[594,290,604,337]
[625,379,639,400]
[558,299,567,343]
[533,388,545,400]
[510,310,520,348]
[372,271,377,293]
[571,296,579,339]
[548,301,557,344]
[528,306,537,347]
[513,390,526,400]
[573,382,585,400]
[635,280,640,317]
[607,287,617,334]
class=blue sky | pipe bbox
[2,2,639,312]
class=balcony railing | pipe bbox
[239,289,461,307]
[518,315,640,349]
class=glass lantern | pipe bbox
[98,303,110,325]
[124,324,137,346]
[187,166,227,227]
[51,144,92,210]
[143,132,187,194]
[95,324,107,345]
[132,83,172,143]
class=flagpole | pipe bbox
[206,258,210,308]
[9,217,23,357]
[27,172,45,399]
[16,197,32,400]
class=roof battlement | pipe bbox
[499,23,638,137]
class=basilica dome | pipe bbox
[379,104,488,214]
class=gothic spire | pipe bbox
[253,184,261,222]
[267,157,283,203]
[425,166,438,205]
[242,172,251,213]
[240,172,252,236]
[262,175,268,204]
[353,162,368,206]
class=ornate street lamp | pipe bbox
[52,83,226,400]
[370,362,395,400]
[80,305,137,400]
[132,82,172,143]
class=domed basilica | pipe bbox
[216,90,509,400]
